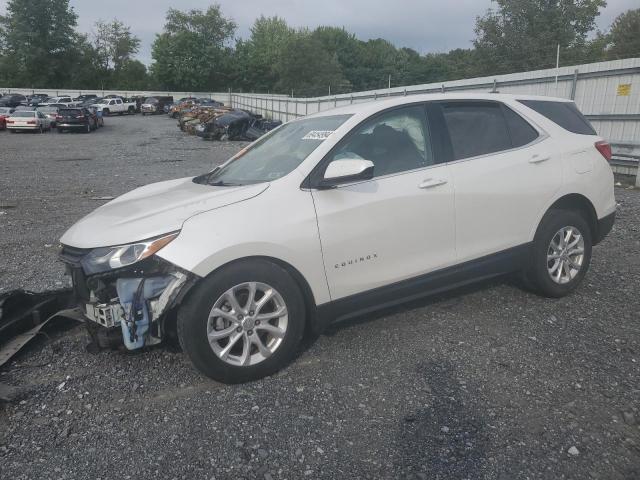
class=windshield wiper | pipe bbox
[209,180,244,187]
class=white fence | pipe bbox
[230,58,640,146]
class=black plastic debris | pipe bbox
[0,289,80,368]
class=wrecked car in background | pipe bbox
[141,96,174,115]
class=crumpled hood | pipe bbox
[60,177,269,248]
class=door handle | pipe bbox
[418,178,448,189]
[529,154,551,164]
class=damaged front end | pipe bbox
[58,238,197,351]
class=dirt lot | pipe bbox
[1,115,639,480]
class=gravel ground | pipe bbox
[1,115,639,480]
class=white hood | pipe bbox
[60,177,269,248]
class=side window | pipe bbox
[503,106,539,147]
[329,106,432,178]
[109,100,116,105]
[518,100,596,135]
[441,102,511,160]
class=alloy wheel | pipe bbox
[547,226,585,284]
[206,282,288,367]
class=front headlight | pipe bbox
[81,232,179,275]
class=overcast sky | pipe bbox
[0,0,636,64]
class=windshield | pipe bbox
[12,111,36,117]
[203,114,352,186]
[0,108,11,114]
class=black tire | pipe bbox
[523,209,592,298]
[58,128,65,134]
[103,108,109,116]
[85,123,91,133]
[178,259,306,383]
[128,107,135,115]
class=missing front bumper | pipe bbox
[61,253,196,350]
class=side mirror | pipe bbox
[319,159,374,188]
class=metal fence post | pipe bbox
[570,69,579,100]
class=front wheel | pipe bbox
[178,260,306,383]
[523,209,592,298]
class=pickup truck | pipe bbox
[91,98,137,116]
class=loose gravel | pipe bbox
[1,115,639,480]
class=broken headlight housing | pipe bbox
[81,232,179,275]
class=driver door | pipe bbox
[311,105,456,301]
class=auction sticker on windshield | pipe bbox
[302,130,334,140]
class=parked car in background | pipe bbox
[6,110,52,132]
[14,105,37,111]
[74,94,98,103]
[0,107,14,130]
[40,96,78,107]
[37,106,60,127]
[0,94,27,108]
[56,107,99,133]
[91,97,136,115]
[27,94,50,106]
[79,97,103,108]
[141,96,174,115]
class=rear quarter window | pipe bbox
[518,100,596,135]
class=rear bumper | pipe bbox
[58,123,88,128]
[7,125,39,130]
[594,211,615,245]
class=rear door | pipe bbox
[431,100,561,262]
[311,104,456,300]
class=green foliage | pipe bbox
[0,0,637,95]
[607,9,640,60]
[274,29,349,96]
[150,5,236,91]
[0,0,82,87]
[474,0,607,74]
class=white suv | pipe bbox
[59,93,616,383]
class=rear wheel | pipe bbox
[178,260,305,383]
[85,123,91,133]
[103,108,110,116]
[58,128,65,133]
[523,209,592,298]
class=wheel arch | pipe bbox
[172,255,321,337]
[538,193,599,244]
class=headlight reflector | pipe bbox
[81,232,179,275]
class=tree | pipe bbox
[242,16,294,92]
[474,0,607,74]
[607,9,640,60]
[275,30,348,96]
[94,20,141,72]
[0,0,83,87]
[150,5,236,91]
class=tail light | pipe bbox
[27,120,36,125]
[77,115,85,119]
[595,141,612,161]
[56,115,63,120]
[6,120,14,124]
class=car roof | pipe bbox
[308,93,573,119]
